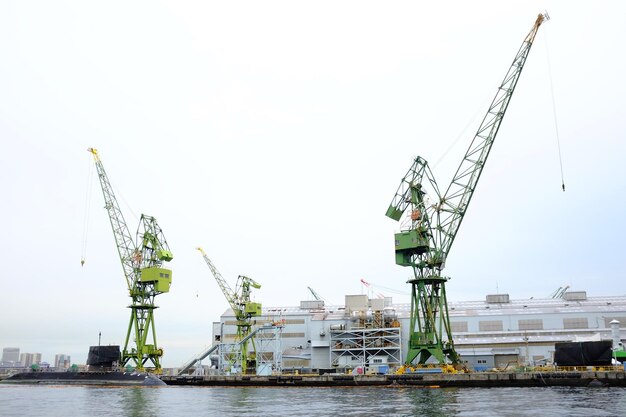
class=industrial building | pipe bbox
[209,290,626,374]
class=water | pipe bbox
[1,385,625,416]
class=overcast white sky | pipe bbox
[1,1,625,367]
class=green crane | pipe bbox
[307,286,325,302]
[196,247,262,374]
[88,148,173,373]
[385,14,547,366]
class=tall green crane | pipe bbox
[385,14,547,366]
[196,247,262,374]
[88,148,173,373]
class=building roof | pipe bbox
[247,293,626,321]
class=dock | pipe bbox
[162,370,626,388]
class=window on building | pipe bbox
[282,333,306,338]
[518,319,543,330]
[479,320,503,332]
[563,317,589,329]
[451,321,468,333]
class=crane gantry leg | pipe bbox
[406,276,459,365]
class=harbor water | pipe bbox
[1,385,625,416]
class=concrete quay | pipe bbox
[162,371,626,388]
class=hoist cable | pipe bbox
[544,27,566,191]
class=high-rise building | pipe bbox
[54,354,71,369]
[19,353,42,367]
[32,353,42,365]
[19,353,30,367]
[2,347,20,363]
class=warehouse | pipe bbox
[210,290,626,374]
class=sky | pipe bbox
[1,0,625,367]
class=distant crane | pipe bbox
[360,278,385,299]
[307,286,326,302]
[385,14,548,366]
[196,247,262,374]
[550,285,570,299]
[88,148,173,372]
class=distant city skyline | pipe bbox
[1,347,72,368]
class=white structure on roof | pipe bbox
[211,290,626,373]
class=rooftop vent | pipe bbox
[486,294,510,304]
[300,300,325,310]
[563,291,587,301]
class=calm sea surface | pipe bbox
[1,385,625,416]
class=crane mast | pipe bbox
[386,14,547,366]
[88,148,173,372]
[196,247,261,374]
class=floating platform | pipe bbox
[162,371,626,388]
[1,371,166,386]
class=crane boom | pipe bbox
[436,13,547,263]
[88,148,136,290]
[385,14,547,366]
[307,286,325,302]
[196,247,237,311]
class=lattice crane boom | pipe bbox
[196,247,237,310]
[307,286,325,302]
[436,13,547,263]
[88,148,136,290]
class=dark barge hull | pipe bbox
[162,371,626,388]
[1,371,165,386]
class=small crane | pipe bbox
[307,286,325,302]
[87,148,173,373]
[550,285,570,299]
[196,247,261,374]
[386,14,548,366]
